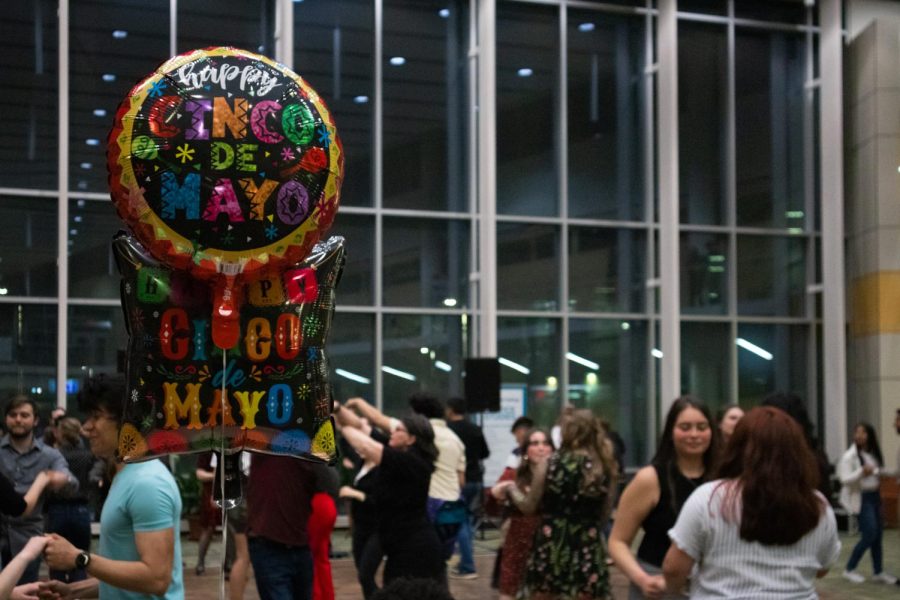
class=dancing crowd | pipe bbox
[0,375,893,599]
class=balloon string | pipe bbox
[219,349,228,600]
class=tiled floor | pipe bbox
[178,524,900,599]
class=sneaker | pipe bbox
[843,570,865,583]
[874,572,898,584]
[449,570,478,580]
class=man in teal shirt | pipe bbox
[41,374,184,599]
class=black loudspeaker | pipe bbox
[464,357,501,413]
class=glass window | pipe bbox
[179,1,270,55]
[0,304,57,414]
[383,217,468,309]
[567,10,645,221]
[568,226,645,313]
[67,305,127,376]
[736,30,807,227]
[295,0,374,208]
[737,235,806,316]
[734,1,808,24]
[681,321,730,407]
[70,199,121,299]
[383,0,469,212]
[679,23,727,225]
[498,223,559,311]
[568,318,648,467]
[0,0,58,190]
[497,2,559,217]
[382,314,463,414]
[678,0,727,15]
[329,311,374,402]
[681,232,728,315]
[70,0,169,193]
[327,214,374,306]
[497,317,560,428]
[737,323,807,405]
[0,197,57,297]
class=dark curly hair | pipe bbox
[77,373,126,422]
[408,392,444,420]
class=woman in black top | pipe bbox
[337,404,446,589]
[608,397,719,599]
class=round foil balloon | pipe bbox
[108,46,343,281]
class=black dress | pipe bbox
[0,473,25,516]
[373,446,444,585]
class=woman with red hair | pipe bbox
[663,406,840,598]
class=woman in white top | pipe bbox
[838,422,897,584]
[663,406,841,599]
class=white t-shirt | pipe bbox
[668,480,841,600]
[429,418,466,501]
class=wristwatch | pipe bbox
[75,551,91,570]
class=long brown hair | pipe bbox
[515,428,555,488]
[715,406,823,545]
[560,409,618,497]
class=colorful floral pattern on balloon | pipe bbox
[114,232,345,464]
[108,46,344,281]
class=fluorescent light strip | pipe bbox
[335,368,370,384]
[382,365,416,381]
[498,357,530,375]
[565,352,599,370]
[434,360,452,372]
[736,338,773,361]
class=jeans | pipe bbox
[249,537,314,600]
[46,503,92,582]
[846,491,884,574]
[455,482,481,574]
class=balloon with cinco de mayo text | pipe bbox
[113,231,344,464]
[108,47,343,349]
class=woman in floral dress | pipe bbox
[510,409,619,600]
[491,428,555,600]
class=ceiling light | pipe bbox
[439,8,450,18]
[565,352,599,370]
[546,376,558,388]
[382,365,416,381]
[74,215,83,223]
[498,357,530,375]
[353,95,369,104]
[585,372,598,385]
[434,360,452,372]
[85,138,100,146]
[76,199,85,208]
[112,30,128,39]
[578,22,595,32]
[442,298,457,307]
[69,229,78,236]
[0,288,7,296]
[79,162,92,170]
[102,73,116,82]
[736,337,773,361]
[335,368,370,384]
[93,109,107,117]
[517,67,533,77]
[389,56,406,66]
[651,348,664,359]
[620,322,630,331]
[420,347,429,354]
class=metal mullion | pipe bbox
[726,0,738,404]
[559,1,569,407]
[468,0,479,359]
[57,0,70,410]
[643,0,656,460]
[374,0,384,410]
[803,4,818,416]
